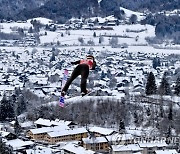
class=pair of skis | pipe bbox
[59,69,94,107]
[59,69,68,107]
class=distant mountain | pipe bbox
[16,0,100,22]
[0,0,179,21]
[119,0,179,12]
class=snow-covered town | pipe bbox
[0,4,180,154]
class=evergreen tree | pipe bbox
[0,94,14,121]
[158,72,172,95]
[134,111,138,125]
[152,57,161,69]
[174,76,180,96]
[119,119,125,133]
[100,0,119,16]
[168,103,173,121]
[129,14,137,24]
[16,94,26,116]
[101,71,106,79]
[93,32,96,37]
[50,52,56,62]
[78,37,84,44]
[145,72,157,95]
[28,26,33,33]
[99,35,104,44]
[107,69,112,79]
[14,117,21,136]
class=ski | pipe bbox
[59,69,68,107]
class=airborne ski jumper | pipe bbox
[61,55,96,97]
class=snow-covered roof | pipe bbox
[29,125,69,135]
[29,75,48,84]
[0,85,14,91]
[89,126,116,135]
[82,136,108,144]
[34,118,74,127]
[155,149,178,154]
[47,127,87,138]
[110,133,134,142]
[27,17,53,25]
[112,144,142,152]
[6,139,34,150]
[139,141,167,148]
[0,131,11,137]
[62,143,95,154]
[20,121,33,128]
[26,146,56,154]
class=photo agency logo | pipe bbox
[112,134,180,145]
[133,136,180,144]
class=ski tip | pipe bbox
[59,96,65,107]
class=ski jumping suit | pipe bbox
[62,56,96,95]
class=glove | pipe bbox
[71,62,76,65]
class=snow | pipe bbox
[27,17,53,25]
[47,127,87,138]
[29,125,69,135]
[6,139,34,150]
[110,133,134,142]
[0,8,179,153]
[120,7,146,21]
[155,149,178,154]
[20,121,33,128]
[112,144,142,152]
[26,146,57,154]
[89,126,116,135]
[0,131,10,137]
[34,118,74,127]
[82,136,108,144]
[62,143,95,154]
[0,22,32,33]
[139,142,168,148]
[40,24,154,45]
[63,96,123,106]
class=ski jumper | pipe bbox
[61,56,96,95]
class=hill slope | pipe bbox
[0,0,48,19]
[0,0,179,21]
[16,0,99,22]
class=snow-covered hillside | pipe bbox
[0,7,180,153]
[120,7,146,21]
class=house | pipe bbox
[89,126,117,137]
[0,131,17,140]
[0,85,15,96]
[110,133,134,145]
[6,139,34,152]
[26,125,69,141]
[61,143,96,154]
[138,142,168,154]
[28,75,48,87]
[44,127,88,144]
[20,121,34,130]
[82,136,110,152]
[107,21,116,26]
[83,133,134,152]
[34,118,76,128]
[112,144,143,154]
